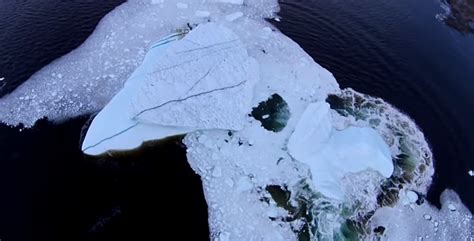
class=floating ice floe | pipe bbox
[82,23,258,155]
[2,0,472,240]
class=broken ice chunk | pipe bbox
[288,102,393,200]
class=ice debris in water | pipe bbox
[3,0,472,240]
[469,170,474,176]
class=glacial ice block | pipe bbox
[288,102,394,200]
[82,23,258,155]
[130,23,258,130]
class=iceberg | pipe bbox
[82,23,258,155]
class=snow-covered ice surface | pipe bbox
[2,0,472,240]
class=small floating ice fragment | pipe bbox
[195,10,211,18]
[407,190,419,204]
[226,12,244,22]
[468,170,474,176]
[447,204,457,211]
[176,2,188,9]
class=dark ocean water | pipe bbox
[0,1,209,241]
[0,0,473,240]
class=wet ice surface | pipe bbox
[2,0,472,240]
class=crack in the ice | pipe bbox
[129,44,240,81]
[82,123,139,153]
[185,68,213,95]
[175,39,239,54]
[133,79,248,119]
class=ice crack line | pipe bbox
[83,123,139,152]
[185,68,213,95]
[175,39,239,54]
[133,79,248,119]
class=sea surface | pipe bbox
[0,0,473,240]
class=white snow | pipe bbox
[288,102,393,200]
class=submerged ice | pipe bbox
[2,0,472,240]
